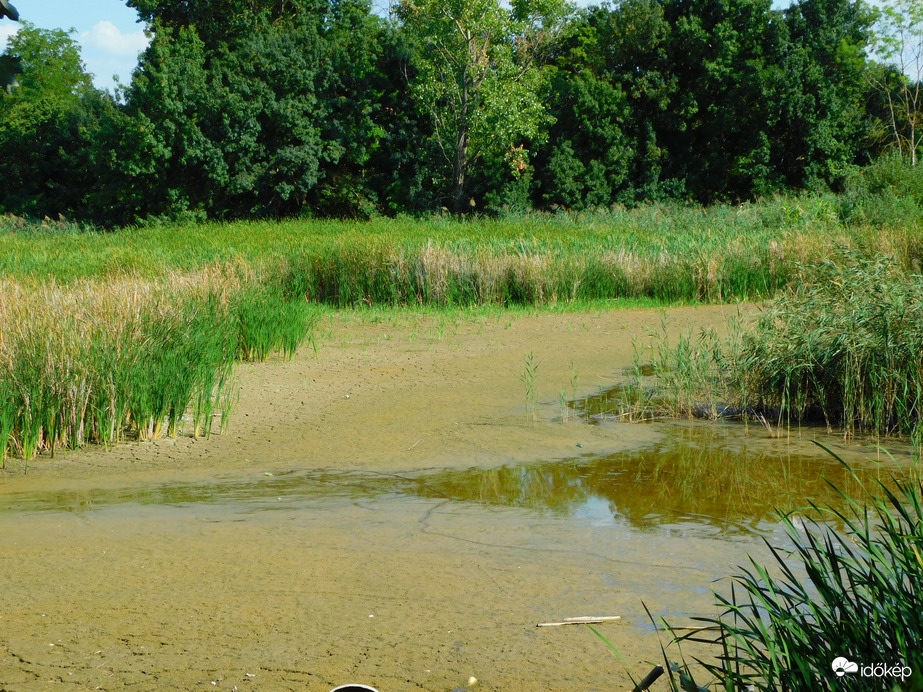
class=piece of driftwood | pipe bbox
[536,616,621,627]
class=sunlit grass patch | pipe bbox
[3,199,920,308]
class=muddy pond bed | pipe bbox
[0,421,906,692]
[4,421,890,538]
[0,307,914,691]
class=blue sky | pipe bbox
[0,0,148,92]
[0,0,800,94]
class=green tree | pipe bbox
[776,0,877,187]
[306,0,437,217]
[125,0,307,49]
[658,0,790,199]
[0,0,20,92]
[397,0,569,213]
[535,0,677,207]
[0,21,92,100]
[120,12,333,220]
[872,0,923,164]
[536,0,788,205]
[0,22,113,218]
[119,0,410,221]
[535,0,875,206]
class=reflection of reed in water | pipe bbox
[416,463,592,512]
[10,425,904,538]
[415,426,899,534]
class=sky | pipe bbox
[0,0,149,92]
[0,0,802,94]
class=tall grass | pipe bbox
[741,251,923,443]
[3,196,922,462]
[676,447,923,691]
[227,201,919,307]
[0,268,316,464]
[3,196,921,307]
[840,155,923,234]
[632,251,923,454]
[233,282,317,361]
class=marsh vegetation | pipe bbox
[2,194,922,464]
[2,181,923,692]
[0,267,316,465]
[599,250,923,457]
[3,0,923,685]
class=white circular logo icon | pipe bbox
[832,657,859,676]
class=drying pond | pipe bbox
[1,307,913,691]
[0,421,905,692]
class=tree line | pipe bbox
[0,0,920,224]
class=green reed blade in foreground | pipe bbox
[663,444,923,691]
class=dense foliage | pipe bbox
[0,0,917,223]
[634,246,923,453]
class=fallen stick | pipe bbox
[536,616,621,627]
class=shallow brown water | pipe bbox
[1,422,907,692]
[0,307,913,691]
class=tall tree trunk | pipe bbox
[453,71,471,214]
[453,127,469,213]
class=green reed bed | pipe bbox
[234,282,317,361]
[741,252,923,446]
[3,197,920,307]
[0,269,316,465]
[673,448,923,691]
[184,204,916,307]
[630,251,923,454]
[0,278,227,462]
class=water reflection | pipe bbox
[415,432,883,535]
[0,423,906,537]
[0,469,408,514]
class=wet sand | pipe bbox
[0,304,882,691]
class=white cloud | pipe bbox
[81,20,148,57]
[0,23,19,51]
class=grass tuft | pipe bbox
[632,250,923,454]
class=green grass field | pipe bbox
[4,195,920,305]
